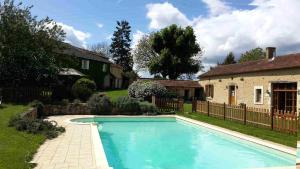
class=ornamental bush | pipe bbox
[87,94,112,115]
[8,116,65,139]
[72,78,96,101]
[139,102,158,115]
[128,81,167,99]
[113,96,140,115]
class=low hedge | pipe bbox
[8,115,65,139]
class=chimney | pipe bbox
[266,47,276,59]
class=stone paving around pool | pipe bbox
[32,115,101,169]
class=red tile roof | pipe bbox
[200,53,300,78]
[139,78,202,88]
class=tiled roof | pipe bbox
[139,78,202,88]
[62,43,111,63]
[199,53,300,78]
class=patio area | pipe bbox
[32,115,101,169]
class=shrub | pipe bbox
[73,99,82,105]
[61,99,70,106]
[139,102,158,115]
[29,100,44,118]
[165,91,178,98]
[113,96,140,115]
[72,78,96,101]
[87,94,112,115]
[8,116,65,139]
[128,81,167,100]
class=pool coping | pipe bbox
[68,115,296,169]
[90,123,110,169]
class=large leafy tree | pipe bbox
[222,52,236,65]
[132,33,158,72]
[149,24,202,79]
[110,20,133,72]
[239,47,265,63]
[0,0,65,86]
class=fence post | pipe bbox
[271,107,274,130]
[243,104,247,125]
[207,101,210,116]
[223,102,226,120]
[192,97,196,112]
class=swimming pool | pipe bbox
[72,117,295,169]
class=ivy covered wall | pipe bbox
[58,54,111,89]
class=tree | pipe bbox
[149,24,203,79]
[222,52,236,65]
[239,47,265,63]
[110,20,133,72]
[88,42,112,58]
[0,0,65,86]
[132,33,158,72]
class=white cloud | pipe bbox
[57,22,91,48]
[145,0,300,72]
[146,2,191,29]
[202,0,231,16]
[97,23,104,28]
[132,30,145,48]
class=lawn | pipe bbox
[0,104,46,169]
[104,89,128,101]
[178,104,296,148]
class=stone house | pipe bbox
[110,64,123,89]
[139,79,203,100]
[61,43,123,89]
[199,47,300,114]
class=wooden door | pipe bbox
[228,85,236,105]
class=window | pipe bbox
[102,64,107,72]
[254,86,263,104]
[81,60,89,70]
[205,84,214,98]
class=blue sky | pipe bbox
[6,0,300,75]
[21,0,252,45]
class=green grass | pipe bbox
[105,89,128,101]
[0,104,46,169]
[178,103,296,148]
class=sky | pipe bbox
[9,0,300,76]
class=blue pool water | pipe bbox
[72,117,295,169]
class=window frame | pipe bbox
[254,86,263,105]
[205,84,214,99]
[102,64,107,72]
[81,59,90,70]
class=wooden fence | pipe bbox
[0,87,52,102]
[152,96,184,112]
[192,100,298,135]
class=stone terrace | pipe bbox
[32,115,100,169]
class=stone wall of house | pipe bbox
[43,103,91,116]
[199,68,300,113]
[167,87,195,99]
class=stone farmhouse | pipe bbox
[199,47,300,113]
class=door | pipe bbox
[228,85,236,105]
